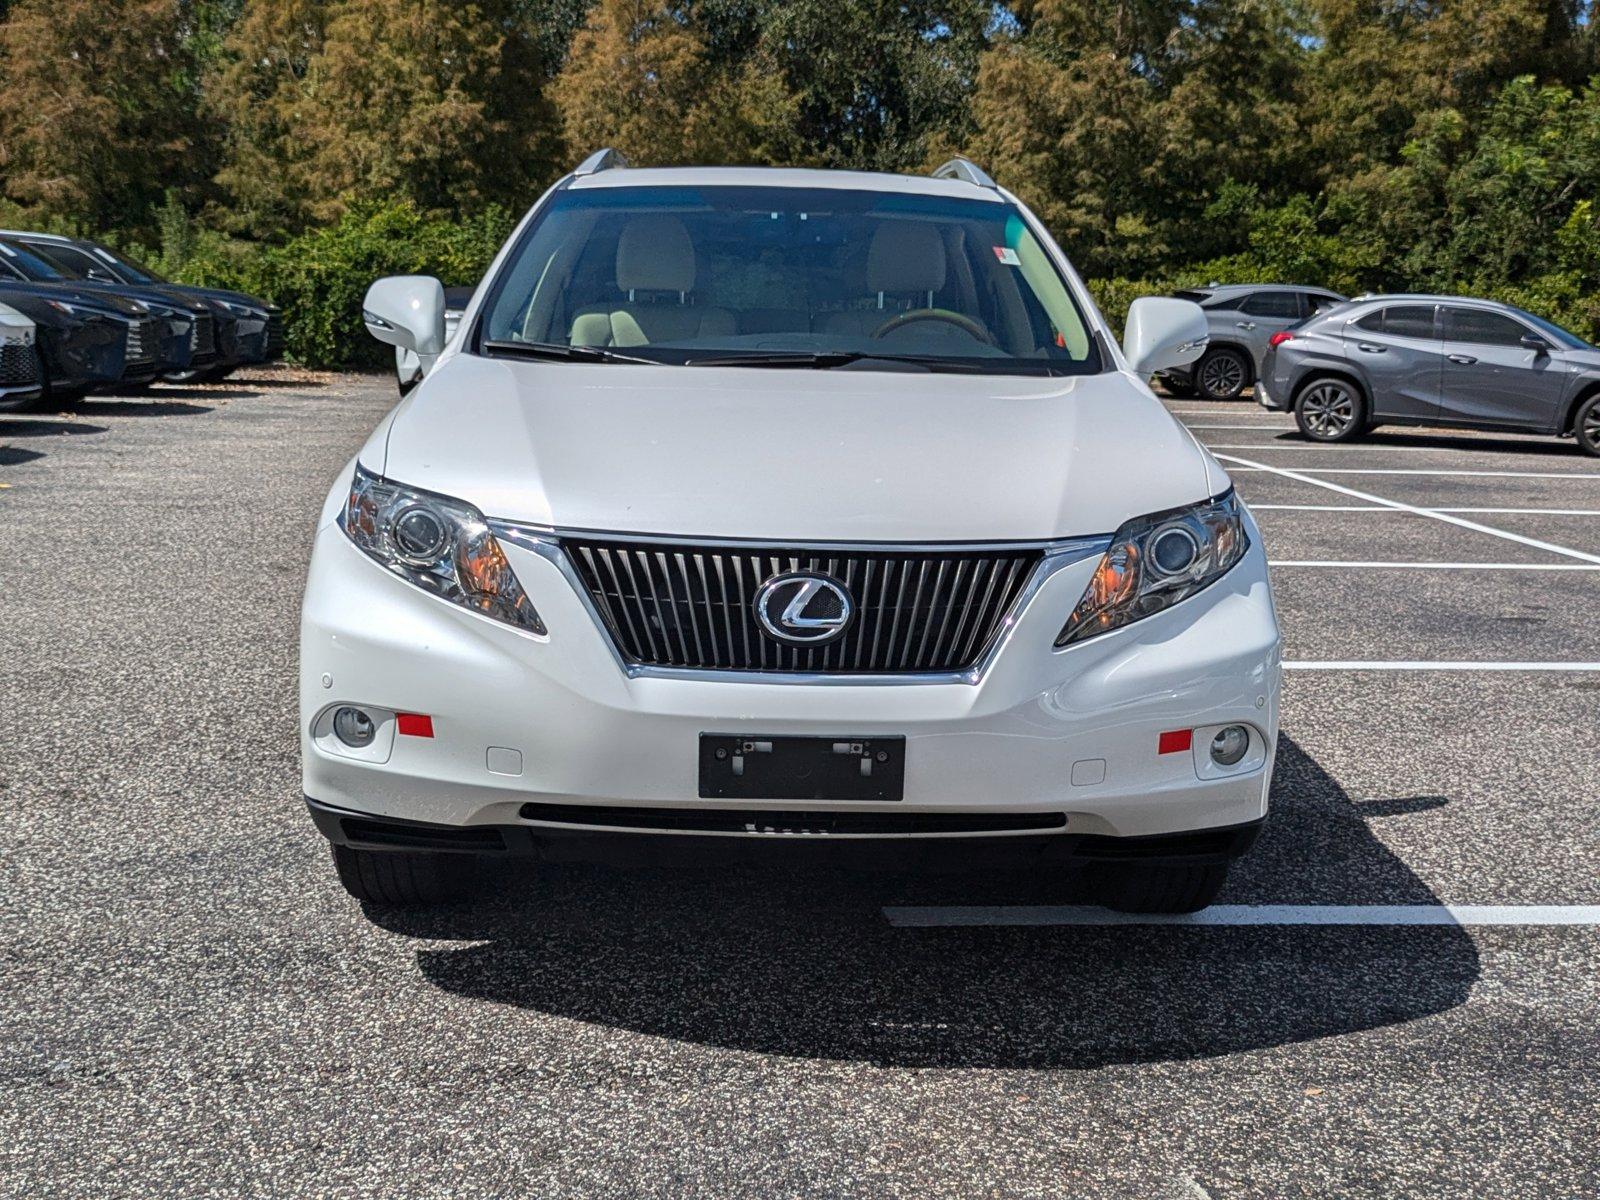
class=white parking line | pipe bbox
[1273,560,1600,570]
[1206,442,1484,453]
[1215,454,1600,565]
[1284,660,1600,671]
[1229,467,1600,479]
[883,904,1600,927]
[1184,425,1300,431]
[1253,504,1600,515]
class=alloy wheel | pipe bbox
[1198,352,1247,399]
[1583,402,1600,454]
[1300,381,1357,438]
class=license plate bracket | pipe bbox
[698,734,906,801]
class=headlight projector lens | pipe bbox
[1210,725,1250,766]
[333,706,376,748]
[391,504,451,564]
[1149,523,1200,576]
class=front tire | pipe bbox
[1091,861,1230,914]
[331,844,474,907]
[1295,377,1368,442]
[1576,393,1600,458]
[1194,346,1251,401]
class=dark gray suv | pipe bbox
[1259,295,1600,457]
[1157,284,1347,401]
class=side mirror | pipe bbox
[87,268,118,283]
[363,276,445,357]
[1123,297,1209,377]
[1520,333,1550,354]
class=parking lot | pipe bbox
[2,372,1597,1197]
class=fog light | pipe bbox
[333,706,376,748]
[1210,725,1250,766]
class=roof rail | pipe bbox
[931,157,997,189]
[0,228,72,242]
[573,148,629,177]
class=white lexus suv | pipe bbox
[302,152,1281,914]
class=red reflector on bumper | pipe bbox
[1158,729,1192,755]
[397,713,434,738]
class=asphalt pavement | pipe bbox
[1,372,1596,1198]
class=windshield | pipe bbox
[92,244,166,285]
[479,184,1100,375]
[25,242,109,281]
[0,240,69,282]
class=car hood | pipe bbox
[67,281,210,315]
[0,302,30,332]
[171,284,277,314]
[376,356,1219,542]
[1555,347,1600,370]
[0,281,145,318]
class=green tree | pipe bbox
[0,0,205,234]
[754,0,991,170]
[552,0,802,165]
[207,0,577,236]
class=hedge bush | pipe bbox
[127,194,1600,368]
[158,200,515,368]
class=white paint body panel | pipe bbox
[381,358,1214,540]
[0,301,33,340]
[302,502,1280,837]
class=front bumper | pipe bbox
[300,506,1281,848]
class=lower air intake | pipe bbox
[519,803,1065,836]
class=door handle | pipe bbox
[1448,354,1477,365]
[1356,343,1386,353]
[1235,322,1257,331]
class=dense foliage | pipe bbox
[2,0,1598,365]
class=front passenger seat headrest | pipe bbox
[616,215,696,294]
[867,222,947,295]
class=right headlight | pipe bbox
[339,463,546,635]
[1056,490,1248,646]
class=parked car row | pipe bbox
[0,230,282,413]
[1156,282,1600,457]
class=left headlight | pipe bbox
[340,464,546,635]
[1056,490,1248,646]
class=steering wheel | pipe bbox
[871,308,995,345]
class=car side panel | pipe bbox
[1342,319,1441,420]
[1437,340,1568,430]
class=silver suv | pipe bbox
[1259,294,1600,456]
[1157,284,1346,401]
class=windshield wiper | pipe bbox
[481,339,658,365]
[685,350,989,373]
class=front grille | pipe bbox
[0,342,41,386]
[564,537,1042,674]
[191,312,216,356]
[264,312,285,355]
[125,318,158,366]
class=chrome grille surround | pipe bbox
[491,525,1111,684]
[125,318,159,366]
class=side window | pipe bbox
[1306,293,1342,316]
[1441,307,1529,347]
[1358,305,1436,339]
[1240,291,1303,318]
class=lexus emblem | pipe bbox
[754,572,854,645]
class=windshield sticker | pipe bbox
[992,246,1020,266]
